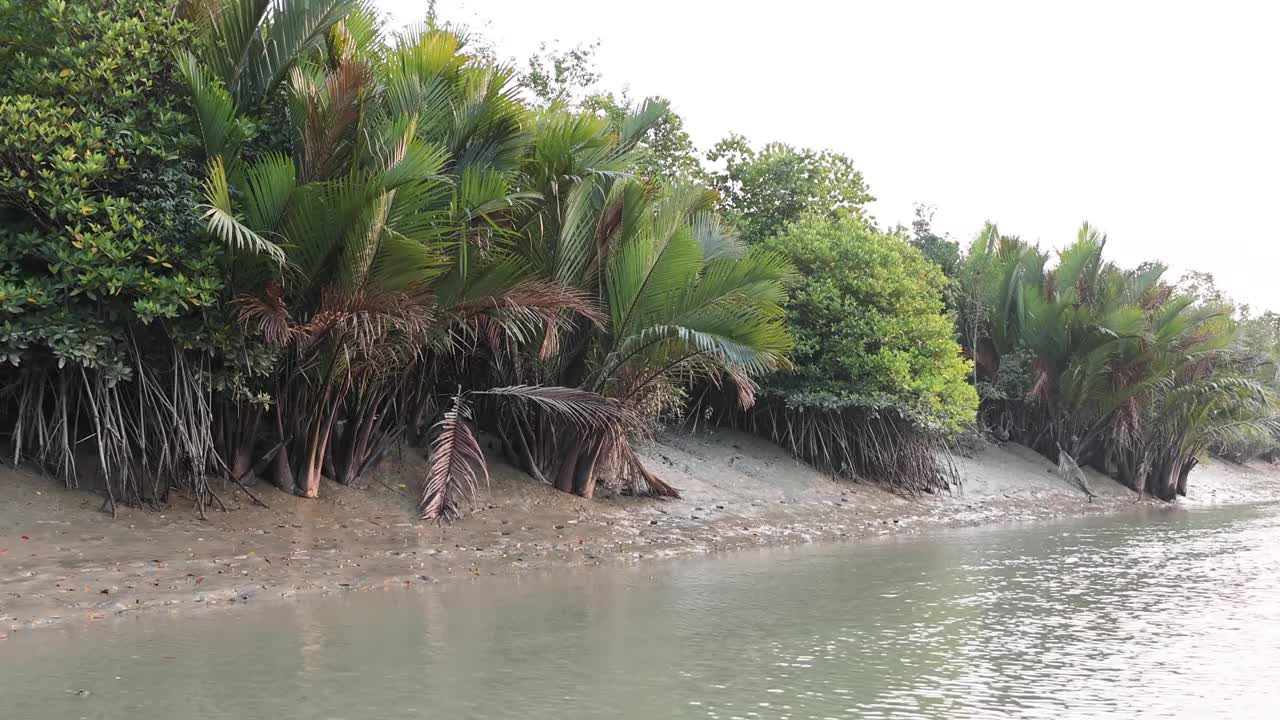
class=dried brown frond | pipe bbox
[295,58,374,182]
[1055,444,1098,500]
[290,288,435,349]
[616,442,680,498]
[175,0,220,25]
[420,396,488,521]
[974,337,1000,376]
[456,314,509,357]
[726,366,758,410]
[1028,356,1057,406]
[451,280,606,328]
[232,284,291,346]
[1142,283,1174,314]
[607,364,682,432]
[468,226,497,254]
[328,20,357,64]
[1075,273,1092,301]
[475,385,640,432]
[589,195,626,273]
[538,313,560,360]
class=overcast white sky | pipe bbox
[378,0,1280,311]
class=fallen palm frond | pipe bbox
[613,441,681,498]
[421,384,641,518]
[420,394,487,521]
[1055,444,1097,500]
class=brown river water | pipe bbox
[1,503,1277,719]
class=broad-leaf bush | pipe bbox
[760,215,976,433]
[731,214,976,495]
[0,0,228,508]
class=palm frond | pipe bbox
[420,395,487,521]
[474,385,638,430]
[199,157,287,265]
[238,0,362,110]
[291,55,374,181]
[236,152,297,231]
[607,221,702,338]
[176,50,248,160]
[187,0,272,100]
[618,97,669,149]
[691,211,745,261]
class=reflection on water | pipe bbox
[3,505,1279,719]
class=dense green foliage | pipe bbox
[520,42,703,185]
[494,164,793,497]
[0,0,228,508]
[581,92,703,184]
[696,133,973,495]
[521,40,601,106]
[169,1,793,516]
[179,6,549,502]
[707,135,874,244]
[2,0,1270,520]
[761,216,975,432]
[735,215,975,494]
[0,0,220,360]
[909,204,961,280]
[1176,271,1280,462]
[956,224,1280,500]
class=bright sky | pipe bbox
[379,0,1280,311]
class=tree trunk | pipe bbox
[553,434,582,493]
[332,418,357,486]
[334,392,385,487]
[273,446,295,494]
[1150,459,1178,502]
[503,417,549,485]
[571,440,604,498]
[230,442,255,485]
[298,392,344,499]
[298,417,325,498]
[1116,452,1135,491]
[229,407,262,483]
[272,411,294,493]
[1176,457,1197,497]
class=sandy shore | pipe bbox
[3,430,1279,635]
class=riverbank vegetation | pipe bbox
[955,225,1280,499]
[739,215,977,496]
[1,0,1275,519]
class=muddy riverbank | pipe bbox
[3,430,1278,634]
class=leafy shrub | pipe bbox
[0,0,225,507]
[759,214,977,433]
[723,214,977,494]
[707,136,874,244]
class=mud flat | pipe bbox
[3,430,1278,634]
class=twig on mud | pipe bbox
[206,485,228,513]
[211,451,272,510]
[229,473,271,509]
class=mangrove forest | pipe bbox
[2,0,1278,521]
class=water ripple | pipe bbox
[2,505,1278,719]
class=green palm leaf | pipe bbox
[176,50,249,160]
[199,157,287,265]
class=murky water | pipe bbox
[3,505,1278,719]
